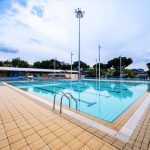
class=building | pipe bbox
[0,67,78,81]
[132,68,148,79]
[132,68,145,74]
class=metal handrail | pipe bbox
[53,91,70,110]
[65,93,77,111]
[60,94,71,113]
[53,90,78,114]
[60,93,77,113]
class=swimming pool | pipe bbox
[8,80,150,122]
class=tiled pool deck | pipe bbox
[0,85,150,150]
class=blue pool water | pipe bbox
[8,80,150,122]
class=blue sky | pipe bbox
[0,0,150,69]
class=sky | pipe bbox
[0,0,150,69]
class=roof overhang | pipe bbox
[0,67,78,73]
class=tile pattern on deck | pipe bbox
[123,104,150,150]
[0,86,117,150]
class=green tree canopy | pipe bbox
[124,69,135,78]
[3,60,11,67]
[12,58,29,68]
[60,64,71,70]
[33,61,41,68]
[147,63,150,77]
[86,68,95,77]
[0,61,3,66]
[92,63,109,77]
[73,61,90,71]
[147,63,150,69]
[93,63,108,70]
[107,57,133,70]
[33,59,61,69]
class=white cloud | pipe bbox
[0,0,150,69]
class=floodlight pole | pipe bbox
[71,52,73,79]
[54,58,56,78]
[96,59,97,80]
[120,56,122,80]
[75,8,85,79]
[98,44,102,81]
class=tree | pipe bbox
[18,60,29,68]
[147,63,150,77]
[86,68,95,77]
[108,57,133,70]
[33,59,62,69]
[107,57,133,77]
[11,58,21,67]
[121,57,133,69]
[93,63,108,69]
[33,61,41,68]
[0,61,3,66]
[11,58,29,68]
[48,59,61,69]
[60,64,71,70]
[124,69,135,78]
[73,61,90,71]
[147,63,150,69]
[4,60,11,67]
[40,60,50,69]
[93,63,109,76]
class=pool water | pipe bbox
[8,80,150,122]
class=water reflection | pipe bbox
[74,81,135,99]
[21,80,149,100]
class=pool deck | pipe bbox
[0,85,150,150]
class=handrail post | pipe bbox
[65,93,78,111]
[60,95,71,113]
[53,91,65,110]
[53,95,56,110]
[69,99,70,109]
[60,97,63,113]
[76,101,77,111]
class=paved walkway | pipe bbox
[0,86,117,150]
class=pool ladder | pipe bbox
[53,91,77,113]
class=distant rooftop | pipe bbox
[0,67,78,73]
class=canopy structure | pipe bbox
[0,67,78,73]
[0,67,77,73]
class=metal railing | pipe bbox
[53,91,77,113]
[53,91,70,110]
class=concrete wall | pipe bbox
[25,72,49,78]
[65,73,78,79]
